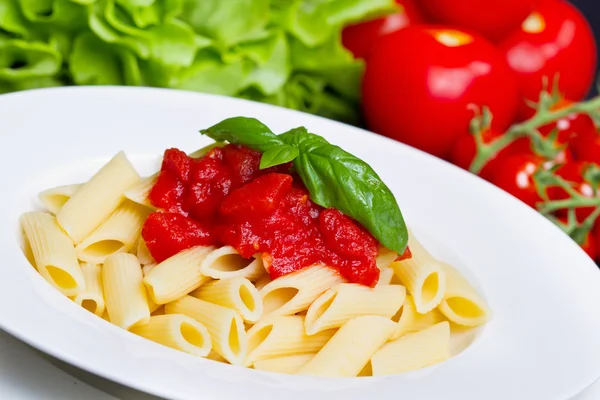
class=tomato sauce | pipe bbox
[142,145,381,286]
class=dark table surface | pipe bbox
[573,0,599,96]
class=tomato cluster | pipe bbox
[345,0,600,260]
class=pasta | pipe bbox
[438,263,492,327]
[304,283,405,335]
[245,316,334,367]
[38,184,81,215]
[297,316,396,377]
[192,277,262,323]
[102,253,150,330]
[391,236,446,313]
[165,295,247,365]
[124,175,158,209]
[21,139,491,377]
[130,314,212,357]
[57,152,140,244]
[370,322,451,376]
[253,353,316,374]
[73,263,105,316]
[75,201,150,264]
[144,246,215,304]
[260,265,345,317]
[199,246,265,281]
[20,212,85,297]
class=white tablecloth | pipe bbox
[1,329,598,399]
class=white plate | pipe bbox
[1,87,600,400]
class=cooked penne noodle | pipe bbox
[151,305,165,315]
[376,247,398,270]
[137,238,155,266]
[438,263,491,327]
[124,174,157,209]
[75,201,150,264]
[390,295,446,340]
[260,265,345,317]
[254,274,271,291]
[142,262,157,277]
[376,267,396,287]
[450,325,479,357]
[130,314,212,357]
[297,316,396,377]
[38,184,82,215]
[144,246,214,304]
[146,286,161,313]
[165,295,247,365]
[370,322,451,376]
[193,277,262,323]
[304,283,405,335]
[57,152,140,244]
[206,350,228,363]
[391,235,446,314]
[245,316,334,367]
[199,246,265,281]
[102,253,150,330]
[73,263,105,316]
[253,353,316,374]
[20,212,85,296]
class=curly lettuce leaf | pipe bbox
[0,38,61,81]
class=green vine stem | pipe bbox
[469,96,600,174]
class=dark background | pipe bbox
[573,0,600,96]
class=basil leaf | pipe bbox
[200,116,285,153]
[282,130,408,254]
[259,144,299,169]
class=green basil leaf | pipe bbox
[259,144,299,169]
[200,116,284,153]
[281,130,408,254]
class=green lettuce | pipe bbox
[0,0,395,123]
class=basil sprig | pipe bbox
[200,117,408,254]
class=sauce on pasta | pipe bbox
[142,146,385,286]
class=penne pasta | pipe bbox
[142,262,157,277]
[260,265,345,317]
[123,174,158,209]
[297,316,396,377]
[390,295,446,340]
[206,350,228,363]
[102,253,150,330]
[73,263,105,316]
[137,238,155,266]
[304,283,405,335]
[165,295,247,365]
[144,246,214,304]
[390,235,446,314]
[38,184,82,215]
[75,201,150,264]
[193,277,263,323]
[57,152,141,244]
[254,274,271,291]
[376,267,396,287]
[253,353,316,374]
[245,316,334,367]
[376,247,398,270]
[20,212,85,297]
[199,246,265,281]
[130,314,212,357]
[449,325,479,357]
[438,263,491,327]
[370,322,451,376]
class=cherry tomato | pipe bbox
[579,231,596,260]
[498,0,597,120]
[363,27,519,159]
[545,162,595,221]
[419,0,539,41]
[451,130,530,181]
[342,0,425,59]
[492,154,544,208]
[539,100,596,148]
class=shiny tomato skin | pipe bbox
[162,148,191,183]
[451,130,530,181]
[580,232,597,260]
[419,0,539,41]
[492,154,543,208]
[363,26,520,159]
[498,0,597,120]
[342,0,425,59]
[546,162,595,221]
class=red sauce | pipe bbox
[142,145,384,286]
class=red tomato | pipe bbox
[579,232,596,260]
[342,0,425,59]
[451,130,530,181]
[498,0,597,120]
[419,0,539,41]
[363,26,519,159]
[545,162,595,221]
[491,154,543,208]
